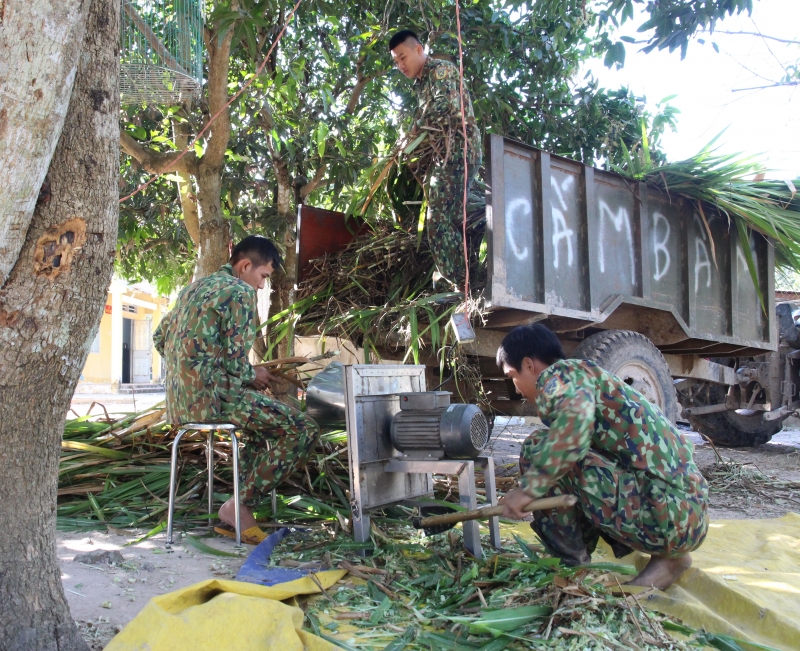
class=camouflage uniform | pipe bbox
[153,264,319,507]
[518,359,708,565]
[413,57,482,290]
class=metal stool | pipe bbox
[166,423,242,547]
[165,423,278,548]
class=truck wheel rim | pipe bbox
[614,361,666,414]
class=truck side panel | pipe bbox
[485,135,775,353]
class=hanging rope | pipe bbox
[453,0,470,300]
[120,0,304,204]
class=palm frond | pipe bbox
[614,138,800,311]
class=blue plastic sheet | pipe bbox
[235,527,308,586]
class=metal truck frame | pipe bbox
[297,135,800,447]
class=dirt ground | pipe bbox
[690,430,800,519]
[60,421,800,649]
[61,529,247,649]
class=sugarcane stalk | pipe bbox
[412,494,578,529]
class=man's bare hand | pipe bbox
[499,487,536,520]
[250,366,277,391]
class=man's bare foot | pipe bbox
[627,553,692,590]
[218,497,258,530]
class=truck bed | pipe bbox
[483,135,775,356]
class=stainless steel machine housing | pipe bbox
[311,364,501,559]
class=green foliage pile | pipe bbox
[279,524,768,651]
[269,193,488,367]
[58,407,355,533]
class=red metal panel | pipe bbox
[296,205,367,283]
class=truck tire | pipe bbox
[571,330,678,423]
[681,383,782,447]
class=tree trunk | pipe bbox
[0,0,119,648]
[0,0,90,286]
[172,111,200,248]
[272,177,296,356]
[193,163,230,278]
[263,176,297,397]
[191,16,236,280]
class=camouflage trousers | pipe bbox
[519,433,708,565]
[427,153,479,291]
[228,391,320,508]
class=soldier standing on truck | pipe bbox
[496,324,709,589]
[389,29,482,292]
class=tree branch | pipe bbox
[120,131,198,175]
[202,2,238,169]
[172,112,200,246]
[345,70,388,114]
[714,30,800,45]
[732,81,800,92]
[299,163,327,199]
[257,106,292,187]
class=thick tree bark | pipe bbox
[272,175,296,353]
[193,165,230,278]
[0,0,90,286]
[261,173,297,397]
[0,0,119,649]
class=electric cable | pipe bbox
[454,0,470,300]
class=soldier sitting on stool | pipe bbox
[154,236,319,545]
[496,324,708,589]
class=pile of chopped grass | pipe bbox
[269,522,761,651]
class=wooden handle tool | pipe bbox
[412,494,577,530]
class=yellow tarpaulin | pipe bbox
[106,515,800,651]
[104,570,347,651]
[516,513,800,651]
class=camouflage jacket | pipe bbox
[521,359,707,504]
[153,264,257,425]
[413,57,482,165]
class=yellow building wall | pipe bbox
[81,298,113,383]
[80,291,167,384]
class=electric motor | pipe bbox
[390,391,489,459]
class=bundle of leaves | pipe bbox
[266,130,491,366]
[58,407,356,534]
[284,208,486,360]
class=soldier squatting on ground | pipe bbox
[389,29,482,292]
[496,324,710,589]
[153,236,320,545]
